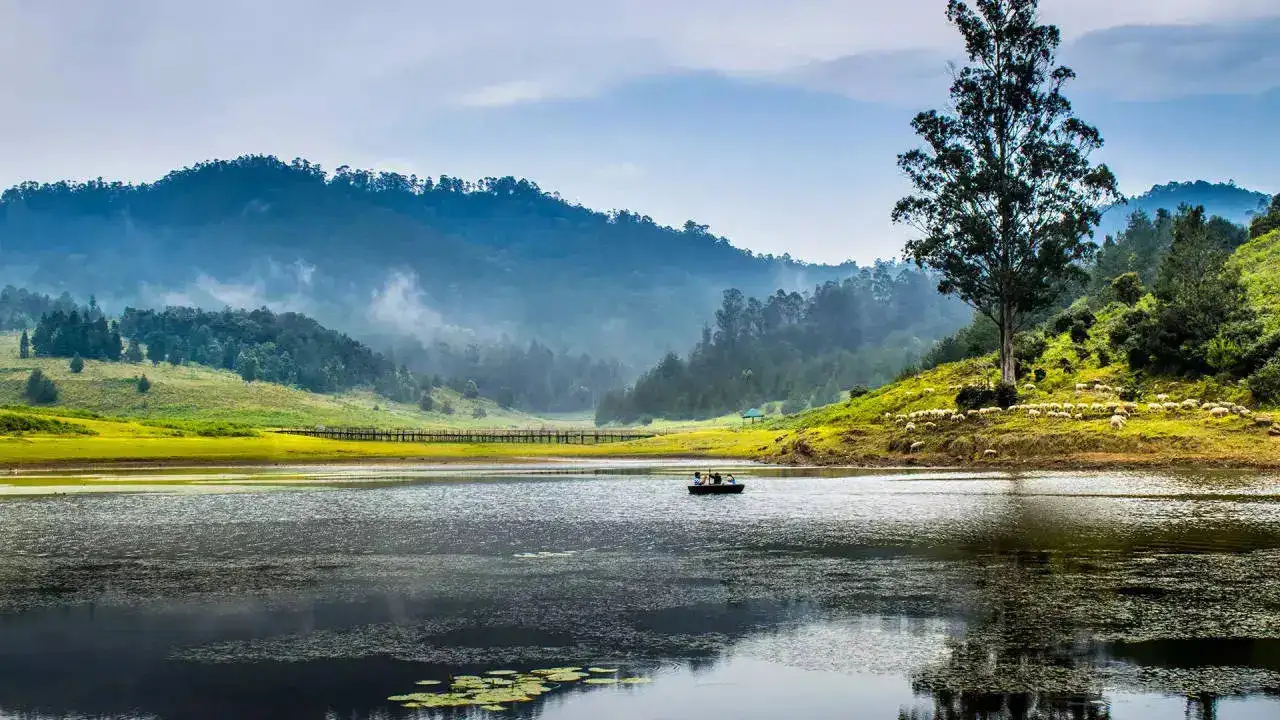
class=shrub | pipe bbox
[895,364,920,382]
[1033,367,1047,383]
[69,354,85,373]
[1069,321,1090,345]
[994,383,1019,409]
[1057,357,1074,373]
[441,401,455,415]
[1096,349,1111,367]
[847,385,871,401]
[1248,358,1280,404]
[955,385,997,411]
[463,380,480,399]
[472,407,487,419]
[418,392,434,412]
[1111,272,1145,305]
[1014,331,1048,365]
[24,370,58,404]
[136,374,151,393]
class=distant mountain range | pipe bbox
[1099,181,1271,239]
[0,156,856,369]
[0,159,1268,374]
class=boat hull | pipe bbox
[688,484,745,495]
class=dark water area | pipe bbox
[3,466,1280,719]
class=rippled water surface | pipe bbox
[3,464,1280,719]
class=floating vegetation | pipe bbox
[387,665,650,713]
[619,677,652,684]
[512,551,578,559]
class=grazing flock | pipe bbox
[884,381,1271,443]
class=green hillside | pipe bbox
[0,333,556,430]
[1231,229,1280,333]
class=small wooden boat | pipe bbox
[688,484,745,495]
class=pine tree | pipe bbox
[69,354,84,373]
[18,330,29,359]
[125,338,144,363]
[137,374,151,393]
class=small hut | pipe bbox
[741,408,765,424]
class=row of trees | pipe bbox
[117,306,392,394]
[595,264,969,423]
[30,310,123,360]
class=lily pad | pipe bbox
[545,672,587,682]
[620,677,653,684]
[414,680,443,686]
[588,667,619,673]
[584,678,618,685]
[486,670,519,676]
[480,706,507,712]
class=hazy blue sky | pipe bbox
[2,0,1277,263]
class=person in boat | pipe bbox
[711,472,723,485]
[692,471,704,486]
[727,474,736,485]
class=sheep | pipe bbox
[983,449,998,458]
[1210,407,1230,418]
[1023,383,1037,391]
[905,422,917,433]
[1110,415,1127,430]
[910,441,926,453]
[1181,399,1200,409]
[924,422,937,430]
[1157,393,1170,401]
[1075,383,1089,391]
[1162,402,1179,411]
[1028,410,1041,417]
[951,413,967,422]
[1073,414,1084,421]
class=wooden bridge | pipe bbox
[273,427,660,444]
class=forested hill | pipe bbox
[1098,181,1270,239]
[0,155,855,367]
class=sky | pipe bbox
[1,0,1278,264]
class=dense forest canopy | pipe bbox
[595,263,971,423]
[0,155,855,369]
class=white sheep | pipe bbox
[983,449,998,458]
[1209,407,1230,418]
[1181,399,1200,409]
[1075,383,1089,391]
[1073,414,1084,421]
[1162,402,1179,411]
[951,413,967,422]
[1023,383,1037,391]
[1028,410,1041,417]
[905,422,917,432]
[1157,393,1169,401]
[1110,415,1127,430]
[924,422,937,430]
[910,441,926,452]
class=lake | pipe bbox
[2,464,1280,719]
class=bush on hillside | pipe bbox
[1033,367,1047,383]
[1069,321,1090,345]
[472,407,487,419]
[69,354,84,373]
[418,392,434,412]
[848,384,871,401]
[136,374,151,393]
[441,400,455,415]
[1248,357,1280,404]
[1110,272,1145,305]
[24,369,58,404]
[463,379,480,399]
[955,385,996,411]
[0,411,94,436]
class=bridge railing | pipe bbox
[272,427,660,444]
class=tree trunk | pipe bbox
[1000,307,1017,386]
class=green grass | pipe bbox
[1231,228,1280,333]
[0,332,572,430]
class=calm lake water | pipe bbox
[3,464,1280,719]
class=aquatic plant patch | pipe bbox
[387,665,651,712]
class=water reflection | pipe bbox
[1,467,1279,719]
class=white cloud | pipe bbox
[455,80,554,108]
